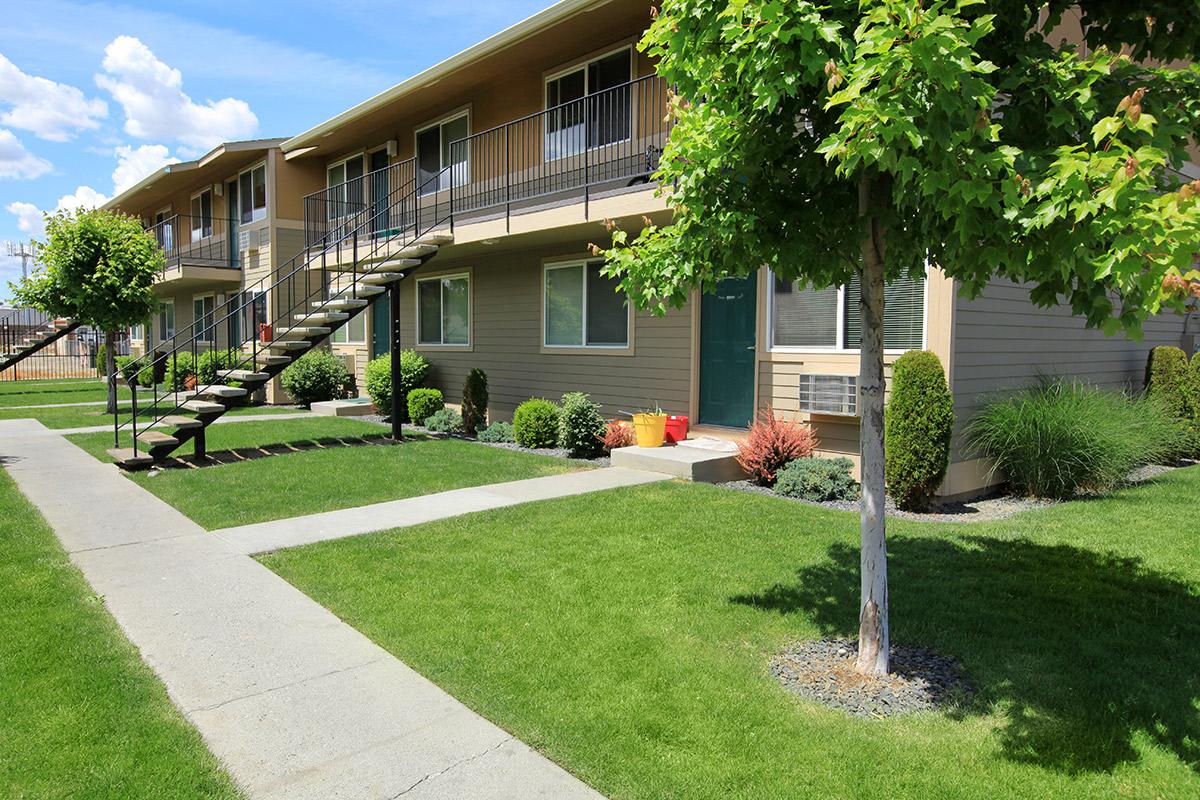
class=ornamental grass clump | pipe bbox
[513,398,560,449]
[736,408,818,485]
[885,351,953,511]
[968,379,1181,499]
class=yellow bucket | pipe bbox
[632,413,667,448]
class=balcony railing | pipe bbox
[304,74,670,248]
[146,214,241,273]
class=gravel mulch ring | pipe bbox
[713,479,1056,522]
[771,639,974,718]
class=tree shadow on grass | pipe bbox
[731,534,1200,776]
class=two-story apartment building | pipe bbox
[107,0,1196,496]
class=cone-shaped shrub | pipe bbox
[1147,346,1200,456]
[736,408,817,485]
[885,350,953,511]
[559,391,606,458]
[461,368,488,436]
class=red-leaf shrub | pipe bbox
[736,408,818,484]
[598,419,635,453]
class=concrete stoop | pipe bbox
[610,437,745,482]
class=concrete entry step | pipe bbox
[107,447,154,468]
[311,397,375,417]
[611,438,745,483]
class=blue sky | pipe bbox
[0,0,550,300]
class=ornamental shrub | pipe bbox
[407,388,444,426]
[598,420,635,453]
[364,350,430,421]
[477,421,515,443]
[1146,346,1200,456]
[280,349,351,408]
[94,343,107,377]
[775,457,860,502]
[197,349,244,384]
[884,350,954,511]
[968,379,1180,499]
[513,398,560,449]
[461,368,488,436]
[558,391,606,458]
[735,408,818,485]
[163,351,196,392]
[424,407,464,434]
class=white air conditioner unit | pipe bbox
[239,230,256,254]
[798,374,858,416]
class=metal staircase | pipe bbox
[0,316,82,375]
[107,166,456,469]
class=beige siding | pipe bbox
[385,241,691,422]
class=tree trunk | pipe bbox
[105,331,117,415]
[856,175,890,676]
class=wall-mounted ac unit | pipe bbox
[238,229,256,254]
[798,374,858,416]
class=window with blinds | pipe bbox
[770,271,925,351]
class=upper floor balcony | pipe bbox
[146,213,243,290]
[302,74,671,252]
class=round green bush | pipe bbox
[885,350,953,511]
[477,421,514,443]
[775,457,860,502]
[365,350,430,422]
[407,388,444,426]
[162,351,196,392]
[280,349,351,408]
[513,398,560,449]
[461,368,488,436]
[558,391,606,458]
[424,407,463,433]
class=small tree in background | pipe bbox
[461,368,489,436]
[12,208,162,413]
[602,0,1200,675]
[885,351,954,511]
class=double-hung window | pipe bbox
[326,155,365,221]
[158,301,175,341]
[416,113,469,195]
[193,295,216,343]
[545,48,632,160]
[239,164,267,224]
[332,308,367,344]
[417,274,470,346]
[190,189,213,241]
[543,259,628,348]
[770,271,925,351]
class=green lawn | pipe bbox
[262,467,1200,800]
[0,378,131,407]
[0,469,242,798]
[68,417,588,530]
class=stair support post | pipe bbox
[193,425,206,462]
[389,278,403,441]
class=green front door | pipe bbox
[699,274,757,427]
[370,294,390,358]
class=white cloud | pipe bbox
[112,143,179,194]
[6,185,108,240]
[0,128,52,179]
[95,36,258,153]
[0,53,108,142]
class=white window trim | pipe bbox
[542,259,631,350]
[766,272,928,355]
[193,293,216,343]
[325,152,366,188]
[239,161,268,224]
[190,188,214,242]
[543,45,635,162]
[415,272,471,347]
[414,107,472,195]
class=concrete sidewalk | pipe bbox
[0,419,612,800]
[215,466,670,554]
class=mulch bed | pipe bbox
[771,639,974,718]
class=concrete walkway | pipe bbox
[214,467,670,554]
[0,418,644,799]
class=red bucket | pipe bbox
[664,415,689,444]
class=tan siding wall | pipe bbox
[384,241,691,422]
[945,277,1190,494]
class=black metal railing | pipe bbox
[1,308,124,380]
[146,214,240,274]
[110,162,456,455]
[304,74,670,245]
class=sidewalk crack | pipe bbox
[390,735,514,798]
[186,657,385,713]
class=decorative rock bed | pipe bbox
[770,639,974,718]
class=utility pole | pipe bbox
[5,241,34,280]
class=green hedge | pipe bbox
[365,350,430,422]
[884,350,953,511]
[513,398,559,449]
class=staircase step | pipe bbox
[294,312,350,324]
[396,242,439,259]
[194,384,247,399]
[361,272,403,286]
[371,258,422,272]
[347,285,385,297]
[277,326,331,339]
[268,340,312,351]
[258,354,293,366]
[136,430,179,447]
[315,297,369,310]
[219,369,269,381]
[158,415,203,430]
[417,233,454,246]
[182,400,226,414]
[109,448,154,468]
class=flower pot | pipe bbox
[259,322,273,343]
[632,412,668,448]
[664,414,689,444]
